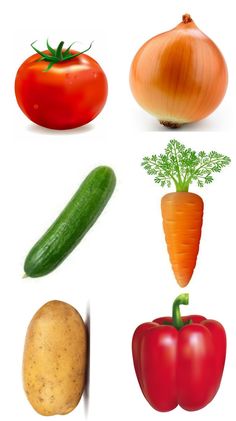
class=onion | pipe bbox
[130,14,228,128]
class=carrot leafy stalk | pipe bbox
[142,139,231,191]
[141,139,231,287]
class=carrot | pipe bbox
[142,140,230,287]
[161,192,203,287]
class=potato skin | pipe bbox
[23,300,87,416]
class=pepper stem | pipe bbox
[172,294,189,329]
[182,14,192,24]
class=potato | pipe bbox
[23,300,87,416]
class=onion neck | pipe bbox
[182,14,192,24]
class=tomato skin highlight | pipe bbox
[15,50,108,130]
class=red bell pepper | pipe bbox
[132,294,226,412]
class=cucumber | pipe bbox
[24,166,116,277]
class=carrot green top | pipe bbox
[142,140,231,192]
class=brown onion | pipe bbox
[130,14,228,128]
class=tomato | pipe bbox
[15,42,108,130]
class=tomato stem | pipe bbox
[172,294,189,329]
[56,41,64,60]
[31,40,93,72]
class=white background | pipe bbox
[0,0,235,420]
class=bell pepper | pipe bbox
[132,294,226,412]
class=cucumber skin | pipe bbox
[24,166,116,277]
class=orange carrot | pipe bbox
[161,192,203,287]
[142,140,230,287]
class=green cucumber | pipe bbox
[24,166,116,277]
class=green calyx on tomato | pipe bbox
[31,40,93,72]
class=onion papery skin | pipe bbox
[130,15,228,127]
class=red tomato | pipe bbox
[15,49,108,130]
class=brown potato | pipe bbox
[23,300,87,415]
